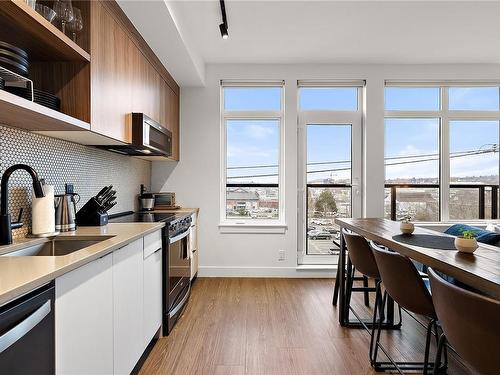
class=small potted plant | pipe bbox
[400,213,415,235]
[454,230,479,253]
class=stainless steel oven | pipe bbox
[164,215,192,334]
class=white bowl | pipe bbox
[400,221,415,235]
[454,237,478,253]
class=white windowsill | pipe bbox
[219,222,288,234]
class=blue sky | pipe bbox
[225,87,499,184]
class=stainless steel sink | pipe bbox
[4,237,114,257]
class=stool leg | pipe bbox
[372,291,388,368]
[345,258,354,322]
[332,254,342,306]
[433,333,447,375]
[423,318,436,375]
[363,275,370,307]
[369,280,382,364]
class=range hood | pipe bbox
[95,113,172,158]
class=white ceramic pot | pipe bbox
[454,237,478,253]
[400,221,415,234]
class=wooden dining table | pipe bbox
[334,217,500,326]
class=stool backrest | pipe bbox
[428,268,500,375]
[370,241,435,318]
[342,229,379,279]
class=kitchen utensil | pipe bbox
[25,0,37,10]
[139,195,154,211]
[54,193,79,232]
[95,186,109,201]
[102,195,116,207]
[103,201,116,212]
[35,4,56,23]
[0,41,28,60]
[96,185,113,203]
[100,189,116,204]
[67,6,83,42]
[53,0,73,33]
[138,184,154,211]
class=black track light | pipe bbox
[219,0,228,39]
[219,23,229,39]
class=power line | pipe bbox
[227,147,498,180]
[227,146,498,170]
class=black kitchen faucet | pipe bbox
[0,164,45,245]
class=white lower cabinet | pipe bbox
[55,230,163,375]
[113,239,144,375]
[143,245,162,347]
[55,253,114,375]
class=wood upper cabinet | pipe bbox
[90,1,132,143]
[89,1,180,159]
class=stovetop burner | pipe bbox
[108,211,177,223]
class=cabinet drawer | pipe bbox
[143,230,162,259]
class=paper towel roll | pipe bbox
[32,185,55,235]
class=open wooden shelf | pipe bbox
[0,0,90,62]
[0,89,90,131]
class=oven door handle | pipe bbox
[169,229,189,244]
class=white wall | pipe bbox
[152,63,500,277]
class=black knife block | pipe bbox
[76,197,109,226]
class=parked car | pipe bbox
[307,230,333,240]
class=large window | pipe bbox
[298,82,363,264]
[385,84,500,221]
[221,83,284,223]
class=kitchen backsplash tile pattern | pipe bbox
[0,125,151,239]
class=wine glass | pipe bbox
[53,0,74,34]
[67,7,83,43]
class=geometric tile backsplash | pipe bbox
[0,125,151,239]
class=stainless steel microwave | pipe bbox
[97,113,172,157]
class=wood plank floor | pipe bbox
[139,278,473,375]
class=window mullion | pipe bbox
[441,87,450,222]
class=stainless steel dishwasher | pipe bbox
[0,282,55,375]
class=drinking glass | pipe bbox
[67,7,83,42]
[53,0,74,34]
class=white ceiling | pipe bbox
[122,1,500,86]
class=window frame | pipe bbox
[384,82,500,222]
[219,82,286,230]
[297,83,364,265]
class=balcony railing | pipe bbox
[385,183,499,221]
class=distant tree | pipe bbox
[314,190,337,216]
[236,208,249,216]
